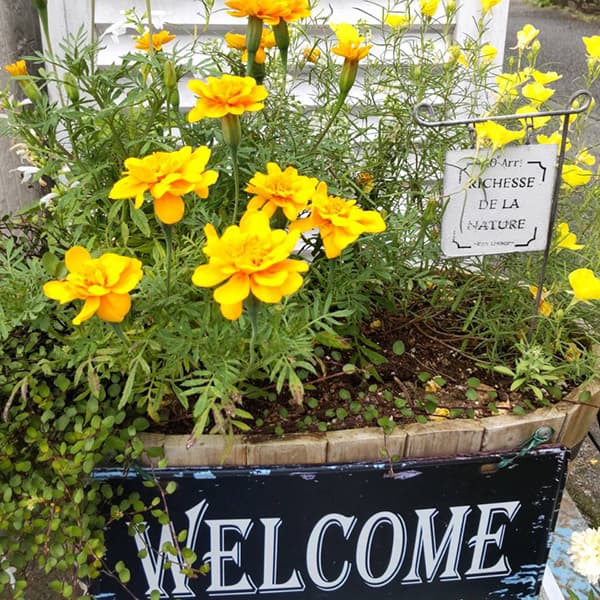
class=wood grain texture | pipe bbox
[0,0,43,216]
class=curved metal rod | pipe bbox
[413,89,593,128]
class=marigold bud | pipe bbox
[63,72,79,103]
[221,113,241,148]
[339,60,358,95]
[163,60,178,90]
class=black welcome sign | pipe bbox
[93,446,567,599]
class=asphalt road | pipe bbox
[505,0,600,104]
[503,0,600,527]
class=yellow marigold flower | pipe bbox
[225,29,276,64]
[569,268,600,301]
[330,23,372,63]
[291,181,386,259]
[192,211,309,320]
[515,24,539,51]
[583,35,600,62]
[5,60,28,76]
[43,246,143,325]
[516,105,550,129]
[134,30,176,51]
[521,82,554,106]
[537,131,571,151]
[481,0,502,14]
[109,146,218,224]
[187,74,268,121]
[246,163,318,220]
[562,164,593,188]
[531,69,562,84]
[529,286,552,317]
[480,44,498,64]
[302,46,321,63]
[385,13,410,28]
[225,0,310,25]
[576,149,596,166]
[420,0,440,17]
[475,121,525,151]
[556,222,584,251]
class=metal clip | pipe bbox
[497,426,555,469]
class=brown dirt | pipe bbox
[159,306,568,437]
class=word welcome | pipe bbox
[133,499,521,598]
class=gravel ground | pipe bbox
[567,420,600,527]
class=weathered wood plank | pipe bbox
[403,419,484,458]
[558,381,600,448]
[141,432,247,466]
[326,427,407,463]
[245,433,327,465]
[481,407,566,452]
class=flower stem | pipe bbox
[308,93,347,155]
[163,223,173,296]
[230,143,241,224]
[246,295,260,365]
[145,0,154,56]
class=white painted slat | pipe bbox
[45,0,510,108]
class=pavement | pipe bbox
[504,1,600,597]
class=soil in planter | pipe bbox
[157,306,579,437]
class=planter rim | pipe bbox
[140,379,600,467]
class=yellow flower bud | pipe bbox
[63,72,79,103]
[221,113,242,148]
[163,60,177,90]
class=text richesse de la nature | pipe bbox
[132,499,521,597]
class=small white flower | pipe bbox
[39,192,58,207]
[569,527,600,585]
[150,11,171,29]
[101,20,129,45]
[10,165,39,183]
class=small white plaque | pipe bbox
[441,144,557,257]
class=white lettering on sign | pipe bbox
[441,144,557,257]
[131,500,522,597]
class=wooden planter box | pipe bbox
[140,381,600,467]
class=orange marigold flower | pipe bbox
[109,146,218,224]
[43,246,143,325]
[5,60,28,76]
[303,46,321,63]
[528,285,552,317]
[225,29,276,64]
[291,181,386,259]
[246,163,318,220]
[187,74,268,121]
[134,30,176,51]
[192,211,309,320]
[225,0,310,25]
[330,23,372,64]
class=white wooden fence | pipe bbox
[46,0,510,110]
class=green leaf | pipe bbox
[392,340,405,356]
[119,361,138,409]
[129,204,151,237]
[314,331,351,349]
[493,365,515,377]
